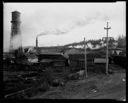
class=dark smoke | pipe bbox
[37,12,109,37]
[37,28,71,37]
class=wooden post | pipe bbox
[84,37,88,78]
[104,22,111,75]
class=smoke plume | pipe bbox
[37,12,109,37]
[37,28,71,37]
[11,34,22,50]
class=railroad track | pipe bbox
[4,87,33,99]
[4,72,43,99]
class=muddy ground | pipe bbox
[31,64,126,101]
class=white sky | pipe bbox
[4,2,126,51]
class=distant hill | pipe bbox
[21,36,125,54]
[64,38,118,49]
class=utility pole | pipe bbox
[104,22,111,75]
[84,37,88,78]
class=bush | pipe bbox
[113,56,126,68]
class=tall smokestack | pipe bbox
[36,36,38,48]
[10,11,22,52]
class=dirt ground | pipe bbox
[30,64,126,101]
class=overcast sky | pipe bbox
[4,2,126,51]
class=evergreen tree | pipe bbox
[117,35,126,48]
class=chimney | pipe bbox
[36,36,38,48]
[10,11,22,52]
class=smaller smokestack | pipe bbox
[36,37,38,48]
